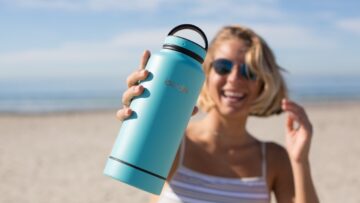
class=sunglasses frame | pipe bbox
[211,58,257,80]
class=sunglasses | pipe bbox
[211,58,257,80]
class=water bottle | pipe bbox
[104,24,208,195]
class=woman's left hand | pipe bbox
[282,99,313,163]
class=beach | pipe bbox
[1,101,360,203]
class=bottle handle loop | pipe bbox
[167,24,208,51]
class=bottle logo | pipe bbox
[165,79,188,94]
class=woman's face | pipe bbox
[207,39,260,117]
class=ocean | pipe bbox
[0,74,359,113]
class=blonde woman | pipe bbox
[117,25,319,203]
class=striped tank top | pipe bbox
[157,139,270,203]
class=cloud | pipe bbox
[1,0,164,11]
[250,23,335,50]
[2,0,85,11]
[0,29,165,79]
[336,18,360,35]
[88,0,162,11]
[2,0,281,16]
[0,22,332,66]
[112,29,167,47]
[194,21,334,50]
[188,1,283,20]
[0,0,169,12]
[0,29,167,66]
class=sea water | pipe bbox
[1,74,359,113]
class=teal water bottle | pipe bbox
[104,24,208,194]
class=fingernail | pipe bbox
[126,108,132,115]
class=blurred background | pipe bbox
[0,0,360,203]
[1,0,360,112]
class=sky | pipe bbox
[0,0,360,83]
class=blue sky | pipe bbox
[1,0,360,82]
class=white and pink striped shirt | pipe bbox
[158,140,270,203]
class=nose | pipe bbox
[227,64,245,82]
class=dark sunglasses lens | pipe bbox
[241,64,257,80]
[213,59,233,75]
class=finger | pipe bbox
[285,107,309,133]
[122,85,144,107]
[284,105,304,122]
[116,107,132,121]
[286,112,303,133]
[285,100,312,133]
[191,106,199,116]
[126,69,149,87]
[286,112,295,132]
[284,104,312,137]
[282,100,307,125]
[282,99,307,116]
[125,50,150,87]
[139,50,151,70]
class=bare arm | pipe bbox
[280,99,319,203]
[271,143,295,203]
[291,160,319,203]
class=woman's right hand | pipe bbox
[116,50,151,121]
[116,50,198,121]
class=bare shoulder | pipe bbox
[167,120,201,180]
[266,142,289,163]
[265,142,293,190]
[266,142,292,172]
[186,120,202,134]
[186,120,208,143]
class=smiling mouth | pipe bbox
[221,90,247,102]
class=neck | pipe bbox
[201,109,254,149]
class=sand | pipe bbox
[1,101,360,203]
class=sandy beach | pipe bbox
[1,101,360,203]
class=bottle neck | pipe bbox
[162,44,204,64]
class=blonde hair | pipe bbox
[197,25,287,117]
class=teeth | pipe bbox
[223,91,245,98]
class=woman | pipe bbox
[117,25,319,203]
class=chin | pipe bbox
[217,106,250,118]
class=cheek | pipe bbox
[207,71,226,87]
[206,71,224,96]
[208,69,226,85]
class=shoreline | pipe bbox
[1,99,360,116]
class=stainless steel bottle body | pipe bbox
[104,24,208,194]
